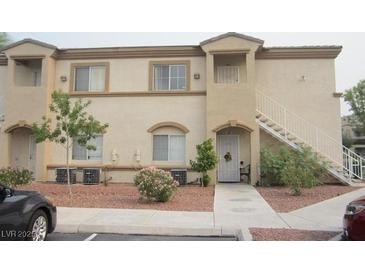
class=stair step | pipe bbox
[256,114,262,119]
[294,140,304,145]
[267,121,276,127]
[273,126,283,131]
[259,117,269,123]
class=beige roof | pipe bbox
[0,38,58,52]
[200,32,265,46]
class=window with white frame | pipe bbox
[153,135,185,161]
[72,136,103,160]
[74,66,106,92]
[153,64,186,91]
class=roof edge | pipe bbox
[0,38,58,52]
[200,32,264,46]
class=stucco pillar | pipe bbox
[246,51,260,185]
[205,53,218,184]
[0,132,9,167]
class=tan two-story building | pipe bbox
[0,32,362,185]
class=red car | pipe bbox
[343,196,365,240]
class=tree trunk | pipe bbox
[66,137,73,204]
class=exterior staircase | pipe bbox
[256,92,365,186]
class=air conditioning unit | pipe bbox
[83,169,101,185]
[55,168,77,184]
[170,169,187,185]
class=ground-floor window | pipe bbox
[72,135,103,160]
[153,135,185,161]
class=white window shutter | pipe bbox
[72,139,87,160]
[169,135,185,161]
[88,136,103,160]
[90,66,106,92]
[153,135,168,161]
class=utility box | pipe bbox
[170,169,187,185]
[55,168,76,184]
[83,169,101,185]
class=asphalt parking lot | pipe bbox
[47,233,237,241]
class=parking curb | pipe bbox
[55,224,243,239]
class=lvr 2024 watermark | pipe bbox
[0,229,32,239]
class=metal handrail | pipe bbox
[256,92,365,180]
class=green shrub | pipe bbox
[190,138,218,187]
[260,146,328,195]
[0,168,34,188]
[134,167,179,202]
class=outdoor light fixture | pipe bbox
[60,75,67,82]
[194,73,200,80]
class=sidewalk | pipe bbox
[56,207,223,236]
[280,187,365,231]
[54,183,364,237]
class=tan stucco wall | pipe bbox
[0,66,8,116]
[260,129,284,151]
[202,36,262,184]
[0,42,57,181]
[49,95,206,182]
[256,59,341,142]
[55,57,206,92]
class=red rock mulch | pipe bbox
[256,185,361,213]
[19,182,214,212]
[250,228,340,241]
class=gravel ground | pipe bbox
[19,182,214,212]
[250,228,340,241]
[256,185,360,213]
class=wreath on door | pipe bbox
[224,152,232,162]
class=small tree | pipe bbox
[0,32,11,49]
[32,91,108,199]
[190,138,218,187]
[344,80,365,135]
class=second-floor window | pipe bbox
[74,65,106,92]
[153,64,186,91]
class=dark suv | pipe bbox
[0,184,57,241]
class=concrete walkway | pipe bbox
[214,184,288,229]
[280,187,365,231]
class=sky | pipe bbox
[7,32,365,116]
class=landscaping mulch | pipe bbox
[250,227,340,241]
[256,184,361,213]
[19,182,214,212]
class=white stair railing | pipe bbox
[256,92,364,180]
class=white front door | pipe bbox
[217,135,240,182]
[29,135,37,177]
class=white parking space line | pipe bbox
[84,233,98,241]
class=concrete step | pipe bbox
[273,125,283,131]
[293,140,304,145]
[259,117,269,123]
